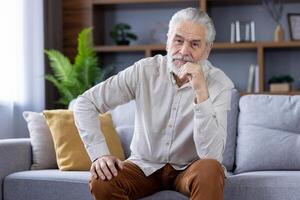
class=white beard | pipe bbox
[167,52,206,76]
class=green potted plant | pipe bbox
[110,23,138,45]
[268,75,294,92]
[45,28,112,107]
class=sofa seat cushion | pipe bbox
[225,171,300,200]
[4,170,188,200]
[4,170,92,200]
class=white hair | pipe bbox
[167,7,216,45]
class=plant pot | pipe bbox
[274,24,284,42]
[270,83,290,92]
[117,40,130,45]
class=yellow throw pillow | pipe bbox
[43,110,125,171]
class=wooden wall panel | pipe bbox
[63,0,92,61]
[44,0,63,109]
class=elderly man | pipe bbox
[74,7,234,200]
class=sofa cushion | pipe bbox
[23,112,58,170]
[4,170,188,200]
[43,110,125,171]
[6,170,300,200]
[222,89,239,171]
[115,126,134,158]
[111,100,136,128]
[4,170,93,200]
[235,95,300,173]
[225,171,300,200]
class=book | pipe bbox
[247,65,255,93]
[254,65,259,93]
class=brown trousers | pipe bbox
[89,159,225,200]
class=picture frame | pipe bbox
[288,13,300,41]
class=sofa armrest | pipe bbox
[0,138,32,200]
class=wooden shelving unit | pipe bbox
[93,0,200,4]
[94,41,300,53]
[62,0,300,96]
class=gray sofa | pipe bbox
[1,90,300,200]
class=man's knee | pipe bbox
[189,159,224,182]
[89,177,121,199]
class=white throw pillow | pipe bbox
[23,111,57,170]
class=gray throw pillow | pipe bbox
[235,95,300,174]
[23,111,57,170]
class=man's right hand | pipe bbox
[90,155,124,180]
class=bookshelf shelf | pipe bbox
[94,41,300,53]
[92,0,199,5]
[63,0,300,96]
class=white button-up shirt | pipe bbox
[74,55,234,176]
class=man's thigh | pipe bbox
[89,160,161,199]
[173,159,225,197]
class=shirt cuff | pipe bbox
[86,140,111,162]
[193,97,216,116]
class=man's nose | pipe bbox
[179,42,190,56]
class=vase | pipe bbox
[274,24,284,42]
[270,83,290,92]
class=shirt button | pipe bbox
[172,107,176,111]
[166,142,170,145]
[168,124,172,128]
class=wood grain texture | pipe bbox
[63,0,92,61]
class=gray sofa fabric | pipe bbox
[2,92,300,200]
[225,171,300,200]
[5,169,300,200]
[222,89,239,171]
[236,95,300,173]
[4,170,188,200]
[0,139,31,200]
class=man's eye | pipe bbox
[192,43,200,48]
[174,39,183,44]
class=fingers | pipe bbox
[178,65,190,79]
[90,156,122,181]
[90,164,98,179]
[106,159,118,177]
[91,161,106,180]
[178,63,203,80]
[100,159,113,180]
[116,159,124,170]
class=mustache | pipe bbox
[172,54,194,62]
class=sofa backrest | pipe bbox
[223,89,239,171]
[235,94,300,174]
[111,89,240,171]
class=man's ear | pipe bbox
[203,43,213,60]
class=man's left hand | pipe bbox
[178,62,209,103]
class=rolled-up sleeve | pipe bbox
[193,87,233,163]
[74,63,139,162]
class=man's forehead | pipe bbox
[172,21,205,40]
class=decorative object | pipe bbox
[263,0,284,42]
[288,13,300,40]
[43,110,125,171]
[268,75,294,92]
[23,111,57,170]
[45,28,108,107]
[231,20,255,43]
[247,65,259,93]
[110,23,138,45]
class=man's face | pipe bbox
[166,20,212,75]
